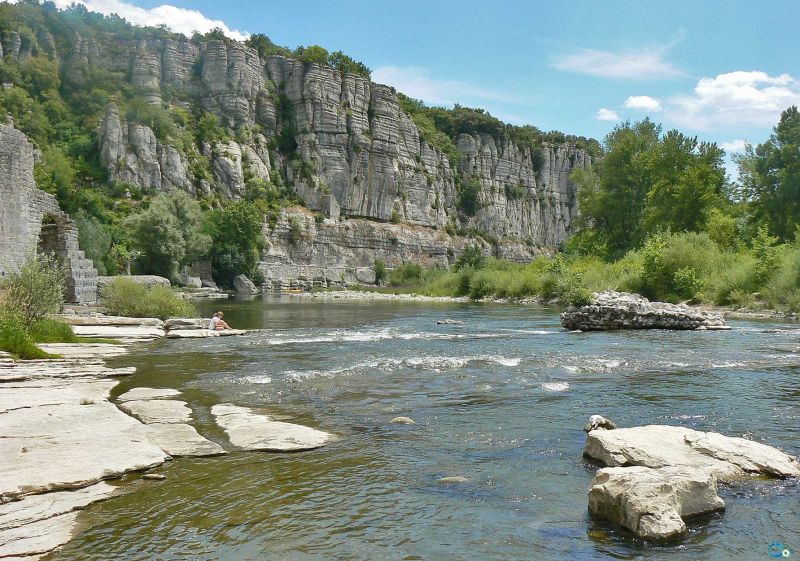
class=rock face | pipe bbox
[0,16,596,281]
[0,124,98,303]
[561,291,727,331]
[583,423,800,541]
[261,208,545,290]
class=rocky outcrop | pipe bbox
[261,208,545,290]
[0,123,98,303]
[583,422,800,541]
[233,274,259,294]
[561,291,727,331]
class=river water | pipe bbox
[52,297,799,561]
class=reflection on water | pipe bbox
[54,296,800,561]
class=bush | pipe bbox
[388,263,424,286]
[3,253,65,324]
[0,310,51,360]
[455,244,486,270]
[374,259,386,284]
[102,278,195,320]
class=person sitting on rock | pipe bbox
[208,311,231,331]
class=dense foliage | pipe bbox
[0,253,72,359]
[101,277,196,319]
[735,106,800,241]
[571,119,727,257]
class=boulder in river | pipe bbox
[583,421,800,541]
[561,291,727,331]
[233,274,259,294]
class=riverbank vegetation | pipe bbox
[0,254,75,359]
[101,277,195,320]
[377,107,800,312]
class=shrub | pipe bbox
[102,278,195,320]
[3,253,65,324]
[455,244,486,270]
[0,307,51,360]
[374,259,386,284]
[388,263,424,286]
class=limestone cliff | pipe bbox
[0,8,596,288]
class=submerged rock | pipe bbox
[437,476,469,484]
[561,291,726,331]
[389,416,416,425]
[583,422,800,541]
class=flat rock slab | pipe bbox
[0,360,135,382]
[584,424,800,541]
[117,387,181,402]
[0,379,118,414]
[58,315,164,327]
[166,329,247,339]
[211,404,333,452]
[37,343,129,359]
[144,423,227,457]
[72,325,166,339]
[116,387,227,457]
[0,482,116,559]
[118,399,192,424]
[585,425,800,481]
[0,399,168,500]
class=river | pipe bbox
[51,296,799,560]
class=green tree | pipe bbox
[294,45,329,66]
[125,191,210,280]
[737,106,800,240]
[574,119,727,256]
[208,200,266,287]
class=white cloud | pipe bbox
[47,0,249,41]
[624,95,663,112]
[720,139,748,153]
[552,46,683,80]
[371,66,515,106]
[596,108,620,121]
[668,71,800,130]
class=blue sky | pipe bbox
[45,0,800,167]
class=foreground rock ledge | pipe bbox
[211,404,334,452]
[561,291,727,331]
[584,423,800,541]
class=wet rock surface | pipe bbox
[562,291,727,331]
[583,422,800,541]
[211,404,334,452]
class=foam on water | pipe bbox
[541,381,569,392]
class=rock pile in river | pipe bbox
[583,420,800,541]
[561,291,727,331]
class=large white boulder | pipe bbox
[584,422,800,541]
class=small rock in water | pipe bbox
[389,416,416,425]
[142,473,166,481]
[437,319,464,325]
[438,476,468,484]
[584,414,617,432]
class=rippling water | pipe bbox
[53,297,800,561]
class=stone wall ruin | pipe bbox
[0,122,98,304]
